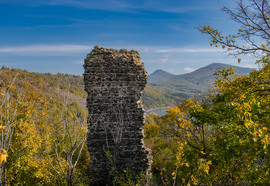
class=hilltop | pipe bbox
[143,63,253,109]
[0,63,253,110]
[149,63,252,85]
[0,67,87,109]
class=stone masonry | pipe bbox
[83,46,152,185]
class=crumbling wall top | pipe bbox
[84,46,142,65]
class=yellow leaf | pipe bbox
[0,148,8,164]
[0,126,6,130]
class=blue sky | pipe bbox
[0,0,258,75]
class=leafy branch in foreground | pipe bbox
[198,0,270,57]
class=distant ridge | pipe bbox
[148,63,253,85]
[148,69,176,83]
[143,63,253,109]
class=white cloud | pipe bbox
[168,68,175,73]
[108,45,222,55]
[73,60,84,64]
[184,67,195,73]
[156,58,169,63]
[0,43,257,75]
[0,44,92,56]
[1,0,216,14]
[153,47,221,53]
[0,44,222,56]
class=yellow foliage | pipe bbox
[0,126,6,130]
[200,151,206,155]
[238,58,241,63]
[0,148,8,164]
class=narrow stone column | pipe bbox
[83,46,151,185]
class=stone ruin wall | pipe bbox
[83,46,152,185]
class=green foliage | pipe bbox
[198,0,270,56]
[0,67,91,185]
[144,60,270,185]
[112,170,159,186]
[142,85,178,110]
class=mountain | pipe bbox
[0,63,253,111]
[147,69,176,84]
[149,63,253,85]
[174,63,252,86]
[144,63,253,109]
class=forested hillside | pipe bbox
[0,63,252,112]
[146,63,252,109]
[144,63,270,185]
[0,63,252,184]
[0,67,91,185]
[1,60,269,185]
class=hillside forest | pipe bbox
[1,0,270,185]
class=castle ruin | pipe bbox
[83,46,151,185]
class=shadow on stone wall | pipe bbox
[84,46,152,185]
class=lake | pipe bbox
[146,108,168,115]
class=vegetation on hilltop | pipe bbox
[142,85,178,109]
[144,64,270,184]
[142,0,270,185]
[0,67,91,185]
[0,63,256,185]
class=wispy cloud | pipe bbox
[103,45,222,54]
[184,67,195,73]
[0,43,255,75]
[0,44,92,56]
[1,0,215,13]
[152,47,221,53]
[156,58,169,63]
[73,60,84,64]
[0,44,223,57]
[167,68,176,73]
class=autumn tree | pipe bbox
[0,76,20,185]
[208,66,270,184]
[45,93,89,186]
[4,75,56,185]
[145,67,270,184]
[199,0,270,57]
[143,1,270,184]
[194,0,270,184]
[0,67,91,185]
